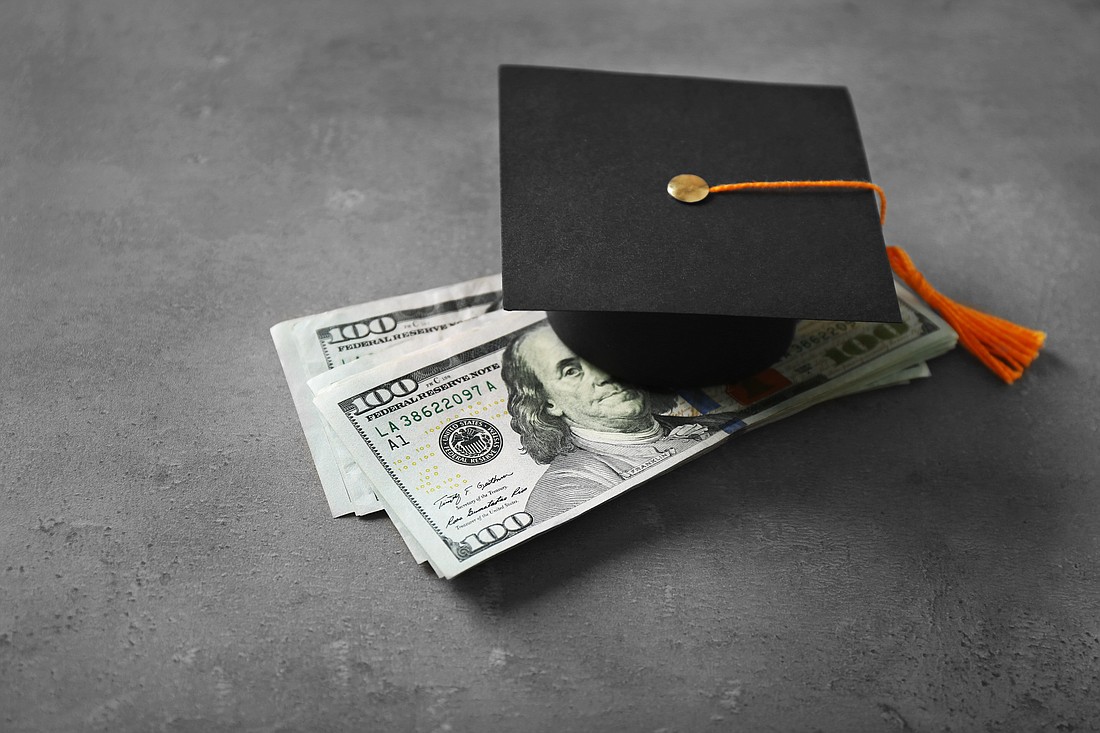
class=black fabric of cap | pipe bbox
[498,65,901,387]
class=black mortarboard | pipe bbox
[499,65,901,387]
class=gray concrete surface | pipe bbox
[2,1,1099,731]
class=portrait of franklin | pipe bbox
[501,324,735,523]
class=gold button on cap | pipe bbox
[667,174,710,203]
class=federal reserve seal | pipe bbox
[439,418,504,466]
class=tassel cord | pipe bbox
[701,179,1047,384]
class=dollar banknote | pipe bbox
[270,275,502,517]
[304,314,929,561]
[312,284,957,578]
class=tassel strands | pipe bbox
[885,246,1046,384]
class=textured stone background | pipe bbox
[2,1,1098,731]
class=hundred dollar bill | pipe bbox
[308,305,930,563]
[270,275,502,517]
[313,284,956,578]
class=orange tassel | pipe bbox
[697,178,1047,383]
[886,246,1046,384]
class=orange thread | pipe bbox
[709,179,887,226]
[706,179,1046,384]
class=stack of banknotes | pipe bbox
[272,275,957,578]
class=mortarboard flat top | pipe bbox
[498,65,901,386]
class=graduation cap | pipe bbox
[498,65,1045,387]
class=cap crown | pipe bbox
[499,66,900,323]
